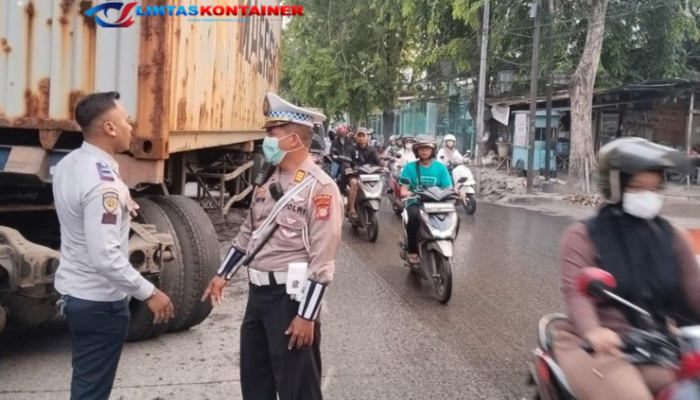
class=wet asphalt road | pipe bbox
[0,202,571,400]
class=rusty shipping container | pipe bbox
[0,0,281,186]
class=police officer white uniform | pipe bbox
[206,93,343,400]
[53,91,173,400]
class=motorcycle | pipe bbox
[445,158,477,215]
[398,185,459,304]
[336,156,384,243]
[527,267,700,400]
[387,153,405,216]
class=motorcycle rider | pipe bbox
[346,128,381,223]
[384,135,401,159]
[399,135,453,265]
[396,136,418,170]
[330,125,352,179]
[437,134,465,166]
[554,138,700,400]
[395,136,404,153]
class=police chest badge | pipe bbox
[313,194,332,221]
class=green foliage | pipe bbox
[281,0,700,119]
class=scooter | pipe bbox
[527,267,700,400]
[446,159,477,215]
[387,154,406,216]
[337,156,384,243]
[398,185,460,304]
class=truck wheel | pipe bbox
[153,195,220,332]
[127,198,186,342]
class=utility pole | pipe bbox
[526,0,542,194]
[544,0,555,182]
[474,0,490,196]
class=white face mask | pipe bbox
[622,191,664,220]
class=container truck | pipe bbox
[0,0,281,341]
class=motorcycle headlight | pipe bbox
[420,210,457,239]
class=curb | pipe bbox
[496,194,566,206]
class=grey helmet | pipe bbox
[412,134,437,158]
[597,137,691,203]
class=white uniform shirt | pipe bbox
[52,142,155,302]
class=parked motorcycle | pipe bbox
[527,267,700,400]
[398,185,460,304]
[446,159,477,215]
[336,156,384,243]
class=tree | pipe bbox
[568,0,609,191]
[280,0,410,129]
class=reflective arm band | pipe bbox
[217,246,246,280]
[297,280,327,321]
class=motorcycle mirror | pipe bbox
[577,267,617,300]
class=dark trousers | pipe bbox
[64,296,130,400]
[240,283,323,400]
[406,203,422,253]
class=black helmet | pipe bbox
[597,137,691,202]
[412,134,437,158]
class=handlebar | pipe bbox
[581,328,680,368]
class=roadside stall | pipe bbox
[511,110,561,177]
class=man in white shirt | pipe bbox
[53,91,174,400]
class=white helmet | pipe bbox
[444,134,457,143]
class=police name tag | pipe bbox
[286,262,308,302]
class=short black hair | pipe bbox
[75,91,121,132]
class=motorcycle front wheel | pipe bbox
[432,251,453,304]
[463,194,477,215]
[366,209,379,243]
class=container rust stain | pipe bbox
[177,99,187,130]
[69,91,86,120]
[59,0,76,25]
[25,78,51,118]
[61,0,77,14]
[142,8,169,138]
[1,39,11,53]
[78,0,96,30]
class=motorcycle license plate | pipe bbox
[360,174,381,182]
[423,202,456,213]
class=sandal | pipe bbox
[407,254,419,264]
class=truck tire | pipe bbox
[127,198,186,342]
[152,195,220,332]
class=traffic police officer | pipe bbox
[203,93,343,400]
[53,91,175,400]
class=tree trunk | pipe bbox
[568,0,609,192]
[382,110,395,142]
